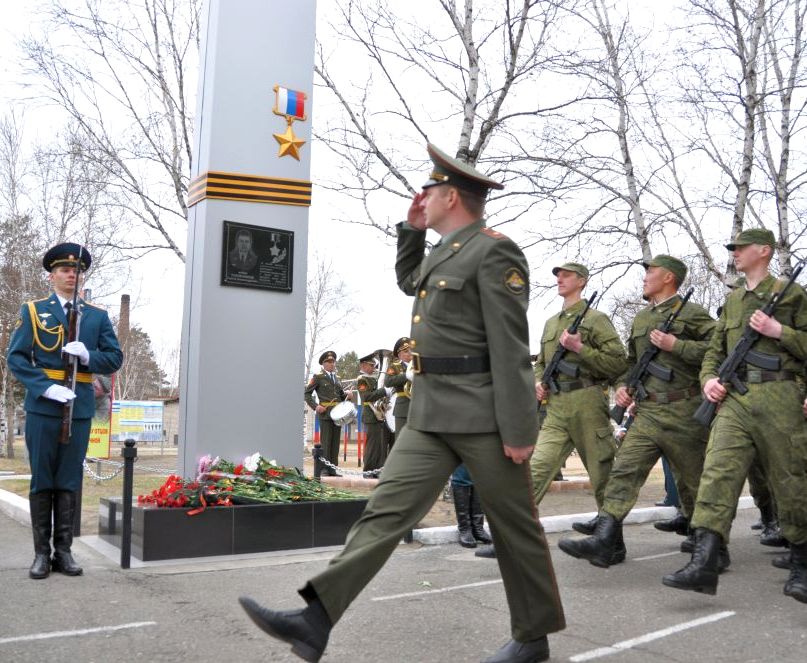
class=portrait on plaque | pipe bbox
[221,220,294,292]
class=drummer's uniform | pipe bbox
[356,370,388,472]
[385,360,411,434]
[304,365,347,478]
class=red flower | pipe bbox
[234,464,244,476]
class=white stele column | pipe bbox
[178,0,317,475]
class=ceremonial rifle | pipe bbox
[610,288,694,424]
[59,247,84,444]
[693,260,805,427]
[541,291,598,394]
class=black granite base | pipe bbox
[99,497,367,561]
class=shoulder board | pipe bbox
[29,297,49,306]
[82,301,105,310]
[480,227,507,240]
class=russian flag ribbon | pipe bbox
[275,86,306,120]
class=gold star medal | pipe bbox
[272,84,308,161]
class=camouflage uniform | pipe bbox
[691,274,807,545]
[601,293,715,521]
[531,299,627,508]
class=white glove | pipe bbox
[385,386,395,397]
[44,385,77,403]
[63,341,90,365]
[405,364,415,382]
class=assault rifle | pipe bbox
[541,291,598,394]
[610,288,694,424]
[59,247,84,444]
[693,259,805,427]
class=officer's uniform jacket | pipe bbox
[7,296,123,419]
[304,371,347,415]
[701,274,807,386]
[621,294,715,395]
[535,299,627,391]
[385,360,411,419]
[356,373,386,425]
[396,219,538,445]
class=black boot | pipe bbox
[469,487,492,544]
[681,532,729,573]
[239,596,331,662]
[28,491,52,580]
[784,542,807,604]
[773,552,792,570]
[475,545,496,559]
[312,445,323,480]
[757,502,787,546]
[751,518,763,530]
[452,485,477,548]
[558,513,623,568]
[680,531,694,553]
[662,528,721,595]
[482,636,549,663]
[654,510,689,536]
[51,491,82,576]
[572,515,599,535]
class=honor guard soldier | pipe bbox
[239,143,565,663]
[558,255,717,568]
[304,351,349,478]
[7,243,123,579]
[531,262,627,538]
[356,353,390,473]
[384,336,413,434]
[663,229,807,602]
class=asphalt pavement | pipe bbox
[1,506,804,663]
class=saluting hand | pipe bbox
[406,192,427,231]
[649,330,676,352]
[749,310,783,339]
[503,444,534,464]
[559,330,583,353]
[703,377,727,404]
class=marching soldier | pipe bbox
[531,262,627,538]
[7,243,123,579]
[240,143,565,663]
[356,353,389,473]
[557,255,716,568]
[385,336,413,434]
[663,229,807,603]
[304,351,350,478]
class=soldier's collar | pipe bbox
[651,293,679,310]
[560,298,586,316]
[437,219,484,252]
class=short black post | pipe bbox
[120,439,137,569]
[72,477,83,537]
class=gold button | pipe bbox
[410,339,416,347]
[419,290,427,299]
[438,280,446,288]
[413,315,421,323]
[452,242,461,249]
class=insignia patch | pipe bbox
[504,267,527,295]
[14,317,22,330]
[481,227,506,240]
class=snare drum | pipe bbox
[330,400,357,426]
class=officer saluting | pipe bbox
[7,243,123,579]
[239,144,565,663]
[304,351,349,478]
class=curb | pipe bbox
[321,475,593,492]
[0,487,31,526]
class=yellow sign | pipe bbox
[87,420,111,459]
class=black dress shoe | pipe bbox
[571,515,598,535]
[654,513,689,535]
[475,545,496,558]
[29,553,50,580]
[239,596,331,662]
[481,636,549,663]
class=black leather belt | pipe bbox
[738,370,797,384]
[645,386,700,404]
[411,352,490,375]
[555,378,602,393]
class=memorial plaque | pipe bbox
[221,220,294,292]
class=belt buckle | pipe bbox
[656,392,670,405]
[746,371,763,384]
[411,352,422,374]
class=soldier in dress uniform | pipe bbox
[355,353,390,473]
[557,255,717,568]
[662,229,807,602]
[7,243,123,579]
[239,143,565,663]
[531,262,628,540]
[304,351,350,478]
[384,336,413,435]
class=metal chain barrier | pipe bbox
[83,457,174,481]
[316,453,383,478]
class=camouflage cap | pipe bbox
[422,143,504,196]
[552,262,589,279]
[642,254,688,285]
[725,228,776,250]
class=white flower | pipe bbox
[244,452,261,472]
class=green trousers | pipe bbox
[302,427,566,641]
[601,398,708,521]
[530,386,615,507]
[747,457,775,514]
[691,381,807,544]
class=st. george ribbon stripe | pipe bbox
[188,171,312,207]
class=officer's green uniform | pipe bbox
[531,270,627,509]
[691,266,807,545]
[299,144,565,644]
[356,367,387,472]
[601,257,715,522]
[304,351,347,478]
[385,338,412,434]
